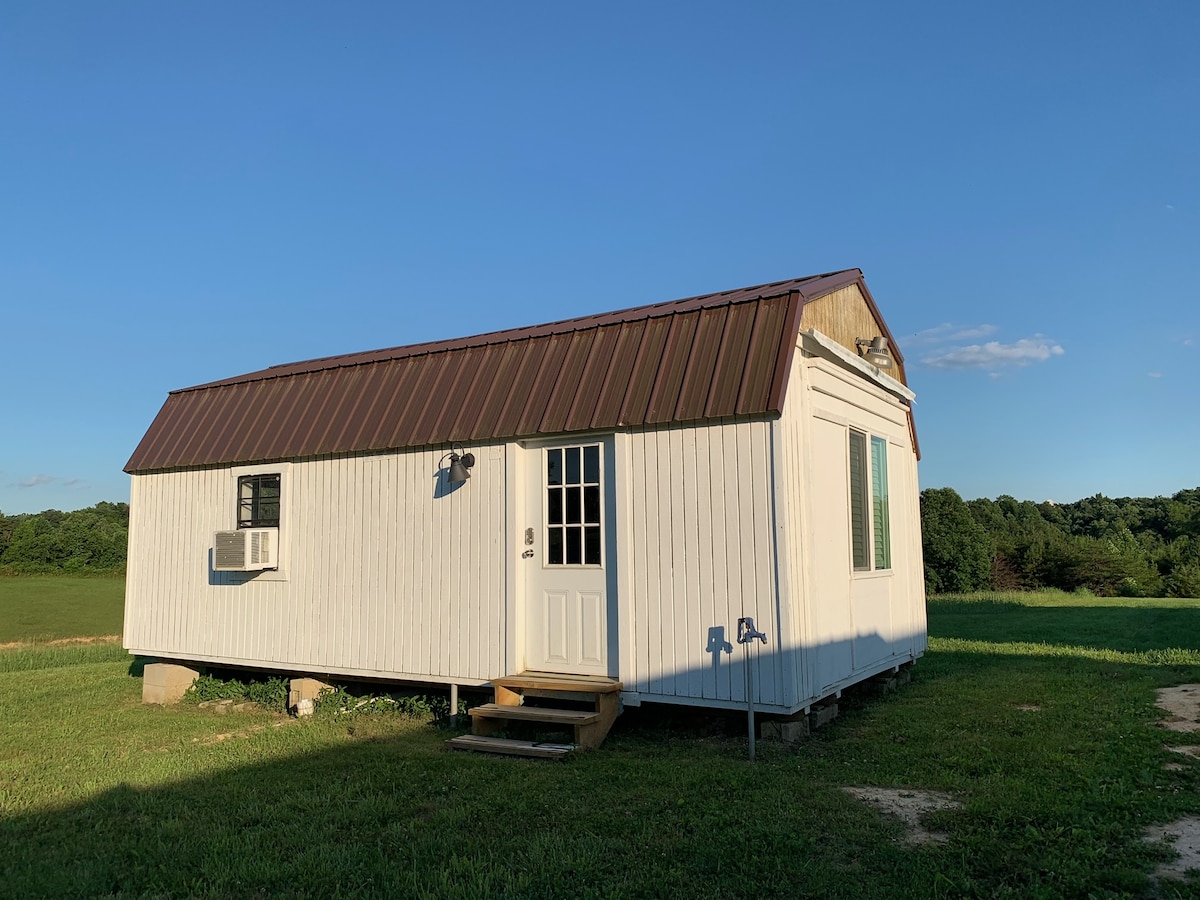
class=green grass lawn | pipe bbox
[3,588,1200,897]
[0,575,124,642]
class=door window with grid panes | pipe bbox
[544,444,602,566]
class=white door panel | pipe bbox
[525,441,614,676]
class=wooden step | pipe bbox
[446,734,574,760]
[468,703,599,726]
[491,672,622,694]
[462,671,624,753]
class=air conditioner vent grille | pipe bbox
[213,528,278,572]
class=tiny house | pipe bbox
[124,269,926,725]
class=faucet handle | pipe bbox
[737,617,767,645]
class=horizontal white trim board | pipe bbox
[801,329,916,401]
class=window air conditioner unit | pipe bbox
[213,528,278,572]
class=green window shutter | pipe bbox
[849,431,869,570]
[871,436,891,570]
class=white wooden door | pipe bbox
[525,441,612,676]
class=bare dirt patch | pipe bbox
[1016,704,1042,712]
[1146,689,1200,880]
[194,724,270,745]
[0,634,121,651]
[843,787,960,845]
[1163,746,1200,771]
[1155,685,1200,732]
[1145,817,1200,881]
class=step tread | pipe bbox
[492,672,623,693]
[469,703,599,724]
[446,734,574,759]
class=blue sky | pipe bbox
[2,1,1197,514]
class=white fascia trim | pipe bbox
[801,329,916,402]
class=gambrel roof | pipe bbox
[125,268,907,473]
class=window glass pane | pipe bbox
[584,526,601,565]
[565,486,582,524]
[238,476,253,526]
[849,432,869,570]
[547,527,564,565]
[583,445,600,484]
[259,476,280,525]
[238,474,281,528]
[872,436,891,570]
[544,444,605,567]
[584,486,600,524]
[565,527,582,565]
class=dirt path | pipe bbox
[1144,684,1200,880]
[842,787,960,845]
[0,634,121,651]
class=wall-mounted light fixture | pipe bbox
[855,336,893,369]
[446,444,476,484]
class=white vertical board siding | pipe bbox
[124,445,507,683]
[623,421,780,708]
[780,350,926,698]
[775,363,814,709]
[896,435,928,656]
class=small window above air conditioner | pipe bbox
[213,528,278,572]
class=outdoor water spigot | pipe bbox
[737,616,768,762]
[737,617,767,645]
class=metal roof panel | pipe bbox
[124,269,903,473]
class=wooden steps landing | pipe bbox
[447,672,622,758]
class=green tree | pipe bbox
[0,503,128,574]
[920,488,993,594]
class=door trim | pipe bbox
[519,435,619,677]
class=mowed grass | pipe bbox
[0,575,124,642]
[3,588,1200,897]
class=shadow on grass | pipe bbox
[6,651,1200,899]
[9,596,1200,898]
[0,713,951,899]
[929,600,1200,655]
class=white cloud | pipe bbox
[905,323,998,346]
[922,337,1065,370]
[947,324,999,341]
[17,474,56,489]
[1147,371,1164,378]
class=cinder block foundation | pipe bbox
[809,702,839,729]
[760,719,810,743]
[289,677,331,712]
[142,662,200,704]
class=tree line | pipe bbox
[4,489,1199,595]
[0,502,129,574]
[921,487,1200,598]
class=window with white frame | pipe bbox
[849,431,891,571]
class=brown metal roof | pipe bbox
[125,269,889,473]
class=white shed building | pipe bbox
[124,269,925,730]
